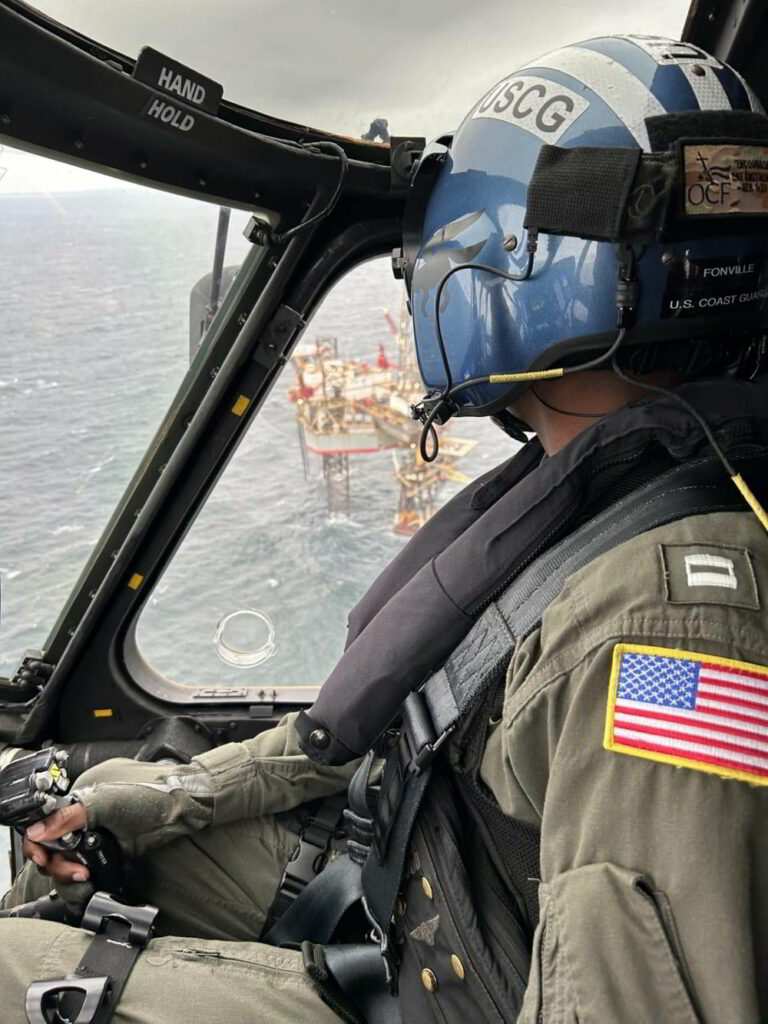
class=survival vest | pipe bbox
[289,376,768,1024]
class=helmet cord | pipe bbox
[434,245,537,391]
[417,326,629,463]
[418,401,443,462]
[611,354,768,534]
[420,243,538,462]
[529,385,614,419]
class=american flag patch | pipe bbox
[604,643,768,785]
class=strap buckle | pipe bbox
[401,689,453,776]
[24,894,158,1024]
[272,795,347,912]
[25,976,111,1024]
[361,896,397,992]
[281,831,329,900]
[81,891,158,947]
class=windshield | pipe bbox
[29,0,690,139]
[0,149,252,676]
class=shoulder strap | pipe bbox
[363,454,768,950]
[421,453,766,743]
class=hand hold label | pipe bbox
[142,96,196,133]
[133,47,223,115]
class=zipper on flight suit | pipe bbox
[632,879,702,1023]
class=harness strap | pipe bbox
[303,942,402,1024]
[360,454,768,979]
[264,853,363,947]
[264,792,347,935]
[423,453,767,743]
[25,892,157,1024]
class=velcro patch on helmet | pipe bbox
[682,142,768,216]
[604,643,768,785]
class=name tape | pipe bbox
[661,254,768,319]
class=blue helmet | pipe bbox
[406,36,768,421]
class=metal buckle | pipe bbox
[81,891,158,947]
[401,689,454,776]
[280,832,326,900]
[361,896,397,991]
[408,726,454,775]
[25,976,110,1024]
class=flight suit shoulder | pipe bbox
[509,509,768,716]
[487,509,768,819]
[491,510,768,1024]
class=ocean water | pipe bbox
[0,187,519,894]
[0,187,517,692]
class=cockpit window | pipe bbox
[0,147,250,676]
[28,0,690,140]
[134,258,517,695]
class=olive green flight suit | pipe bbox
[2,509,768,1023]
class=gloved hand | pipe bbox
[55,713,358,860]
[23,803,90,884]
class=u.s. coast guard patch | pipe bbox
[604,643,768,785]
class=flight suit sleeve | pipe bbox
[481,511,768,1024]
[74,712,357,857]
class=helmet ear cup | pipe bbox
[410,35,768,417]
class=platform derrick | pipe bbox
[288,311,476,532]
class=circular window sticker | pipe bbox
[213,608,277,668]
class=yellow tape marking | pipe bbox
[489,368,564,383]
[731,474,768,535]
[231,395,251,417]
[128,573,144,590]
[604,642,768,787]
[92,709,114,719]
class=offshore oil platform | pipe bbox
[288,306,476,535]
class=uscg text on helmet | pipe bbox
[471,75,589,143]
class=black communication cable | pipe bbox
[529,384,614,419]
[418,245,537,462]
[417,238,637,463]
[433,248,537,390]
[274,142,349,245]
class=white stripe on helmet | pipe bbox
[519,46,666,150]
[627,36,760,113]
[680,63,731,110]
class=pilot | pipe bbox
[4,34,768,1024]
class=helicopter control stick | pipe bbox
[0,748,123,920]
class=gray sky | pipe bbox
[3,0,691,192]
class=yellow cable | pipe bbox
[731,475,768,534]
[488,368,565,384]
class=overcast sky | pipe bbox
[2,0,691,193]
